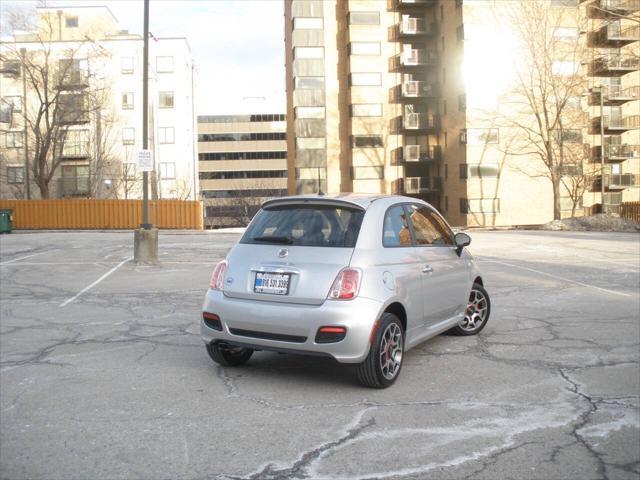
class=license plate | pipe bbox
[254,272,291,295]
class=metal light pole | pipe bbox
[141,0,151,229]
[20,48,30,199]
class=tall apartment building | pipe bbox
[0,6,197,200]
[582,0,640,213]
[198,114,287,228]
[285,0,639,226]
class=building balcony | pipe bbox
[589,24,640,47]
[590,115,639,133]
[392,17,438,38]
[586,0,640,19]
[55,142,90,159]
[404,176,442,194]
[390,81,439,102]
[394,113,440,132]
[394,0,436,11]
[389,49,438,70]
[589,85,639,106]
[56,69,89,90]
[594,173,639,190]
[590,55,639,76]
[401,144,442,163]
[592,143,640,162]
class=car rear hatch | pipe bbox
[223,200,365,306]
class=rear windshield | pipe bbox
[241,205,365,248]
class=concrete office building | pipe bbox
[198,114,287,228]
[0,6,197,200]
[284,0,639,226]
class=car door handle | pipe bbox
[422,265,433,274]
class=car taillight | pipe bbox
[210,260,227,290]
[327,268,362,300]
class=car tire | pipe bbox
[450,283,491,336]
[206,342,253,367]
[357,312,404,389]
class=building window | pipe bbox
[198,132,286,142]
[352,135,383,148]
[2,60,21,77]
[158,127,175,144]
[122,92,134,110]
[460,198,500,214]
[123,162,136,179]
[1,96,22,114]
[159,92,174,109]
[550,0,577,6]
[348,12,380,25]
[199,151,287,160]
[457,25,464,43]
[444,196,448,212]
[202,188,288,199]
[460,128,499,145]
[460,164,500,179]
[555,129,583,144]
[200,170,287,180]
[65,17,78,27]
[444,164,448,180]
[122,127,135,145]
[295,77,325,89]
[353,166,383,180]
[296,137,325,149]
[297,167,326,180]
[350,42,381,55]
[156,56,174,73]
[552,61,579,76]
[5,131,23,148]
[295,106,325,118]
[350,72,381,86]
[159,162,176,179]
[294,47,324,59]
[552,27,578,38]
[59,129,89,157]
[121,57,134,74]
[443,99,447,115]
[294,17,323,29]
[7,166,24,184]
[458,94,466,111]
[351,104,382,117]
[197,114,286,123]
[61,165,89,195]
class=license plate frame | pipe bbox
[254,272,291,296]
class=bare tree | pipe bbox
[1,12,113,199]
[494,1,589,220]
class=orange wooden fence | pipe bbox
[621,201,640,224]
[0,199,203,230]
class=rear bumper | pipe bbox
[201,289,384,363]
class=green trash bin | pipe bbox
[0,209,14,233]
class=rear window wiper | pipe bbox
[252,235,293,245]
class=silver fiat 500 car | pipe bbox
[201,194,490,388]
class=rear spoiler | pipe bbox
[261,197,366,211]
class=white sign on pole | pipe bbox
[137,149,153,172]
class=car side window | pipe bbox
[407,204,454,246]
[383,205,413,247]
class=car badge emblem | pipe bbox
[277,248,289,258]
[225,277,234,286]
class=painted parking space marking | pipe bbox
[480,258,633,298]
[59,256,133,307]
[0,251,55,266]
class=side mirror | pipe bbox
[454,232,471,257]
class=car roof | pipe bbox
[261,193,424,211]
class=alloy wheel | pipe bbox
[379,323,403,380]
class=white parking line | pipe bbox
[0,250,54,265]
[59,256,133,307]
[481,259,633,298]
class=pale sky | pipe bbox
[0,0,286,115]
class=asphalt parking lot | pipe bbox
[0,229,638,480]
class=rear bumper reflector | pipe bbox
[203,312,222,331]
